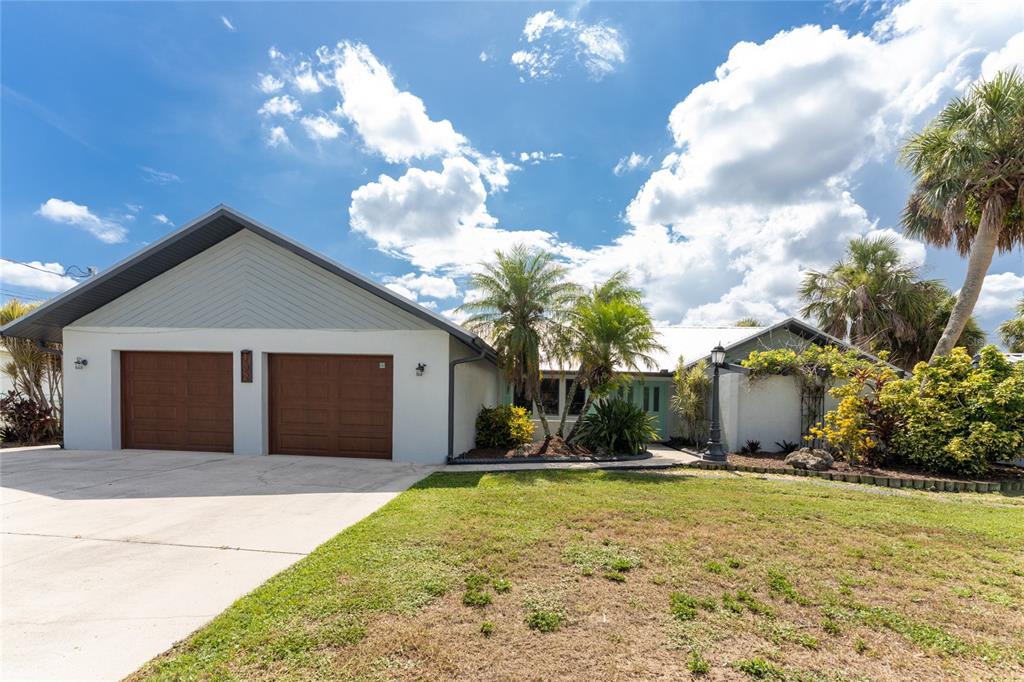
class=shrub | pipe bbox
[574,397,658,455]
[740,440,761,454]
[881,347,1024,475]
[807,360,900,466]
[0,391,56,445]
[775,440,799,454]
[474,405,533,449]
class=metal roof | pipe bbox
[0,205,496,360]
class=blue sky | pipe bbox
[2,1,1022,342]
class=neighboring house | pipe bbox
[527,318,888,452]
[0,349,14,396]
[0,206,499,464]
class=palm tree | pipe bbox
[889,283,986,369]
[734,317,763,327]
[553,271,649,437]
[559,278,664,443]
[458,246,579,441]
[670,356,710,446]
[1,299,63,433]
[900,69,1024,359]
[799,235,936,353]
[999,297,1024,352]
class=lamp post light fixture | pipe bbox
[704,343,749,463]
[706,345,727,462]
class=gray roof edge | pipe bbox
[682,316,900,373]
[1,204,496,361]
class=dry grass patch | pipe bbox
[131,470,1024,681]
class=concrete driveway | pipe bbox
[1,448,435,681]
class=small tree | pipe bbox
[670,356,710,446]
[1,299,62,437]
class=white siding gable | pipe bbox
[72,230,434,331]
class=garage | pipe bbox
[269,353,393,458]
[121,351,234,452]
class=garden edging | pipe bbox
[682,460,1022,493]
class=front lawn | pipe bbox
[133,471,1024,681]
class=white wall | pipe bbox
[450,338,499,456]
[63,327,455,464]
[736,375,803,451]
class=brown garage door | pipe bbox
[121,352,233,452]
[269,354,392,459]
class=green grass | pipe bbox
[130,470,1024,681]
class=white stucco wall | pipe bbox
[450,338,499,456]
[736,375,803,451]
[63,327,458,464]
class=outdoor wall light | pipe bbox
[416,363,427,376]
[710,344,726,366]
[74,357,88,370]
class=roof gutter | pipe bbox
[447,337,489,462]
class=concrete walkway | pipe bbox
[443,443,699,472]
[1,449,435,682]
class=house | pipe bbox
[528,318,886,452]
[0,206,500,464]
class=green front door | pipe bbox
[641,383,666,440]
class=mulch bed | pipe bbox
[461,436,591,460]
[727,451,1024,484]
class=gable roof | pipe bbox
[683,317,897,371]
[1,205,495,359]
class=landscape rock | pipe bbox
[785,448,834,471]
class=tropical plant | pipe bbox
[900,69,1024,359]
[474,405,534,449]
[556,272,664,442]
[888,282,986,369]
[999,296,1024,352]
[459,246,580,441]
[0,299,62,436]
[0,391,56,445]
[740,440,761,455]
[574,397,659,455]
[734,317,763,327]
[670,356,710,446]
[775,440,800,454]
[799,236,938,356]
[881,346,1024,475]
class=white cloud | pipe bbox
[220,16,236,32]
[973,272,1024,318]
[518,151,564,165]
[0,260,78,293]
[317,42,466,163]
[479,51,490,63]
[293,61,322,93]
[258,95,301,119]
[613,152,651,175]
[36,198,128,244]
[350,157,559,273]
[605,0,1023,325]
[268,46,283,60]
[300,114,344,141]
[139,166,180,184]
[512,10,626,81]
[266,126,290,147]
[981,31,1024,79]
[257,73,285,94]
[153,213,173,226]
[383,272,459,300]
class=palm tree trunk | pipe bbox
[556,367,583,437]
[565,392,596,443]
[931,195,1005,360]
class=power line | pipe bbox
[0,257,95,279]
[0,290,47,302]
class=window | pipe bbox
[643,387,650,411]
[566,380,586,415]
[538,378,560,415]
[653,386,660,412]
[512,387,532,410]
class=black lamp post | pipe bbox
[705,343,750,463]
[705,344,727,462]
